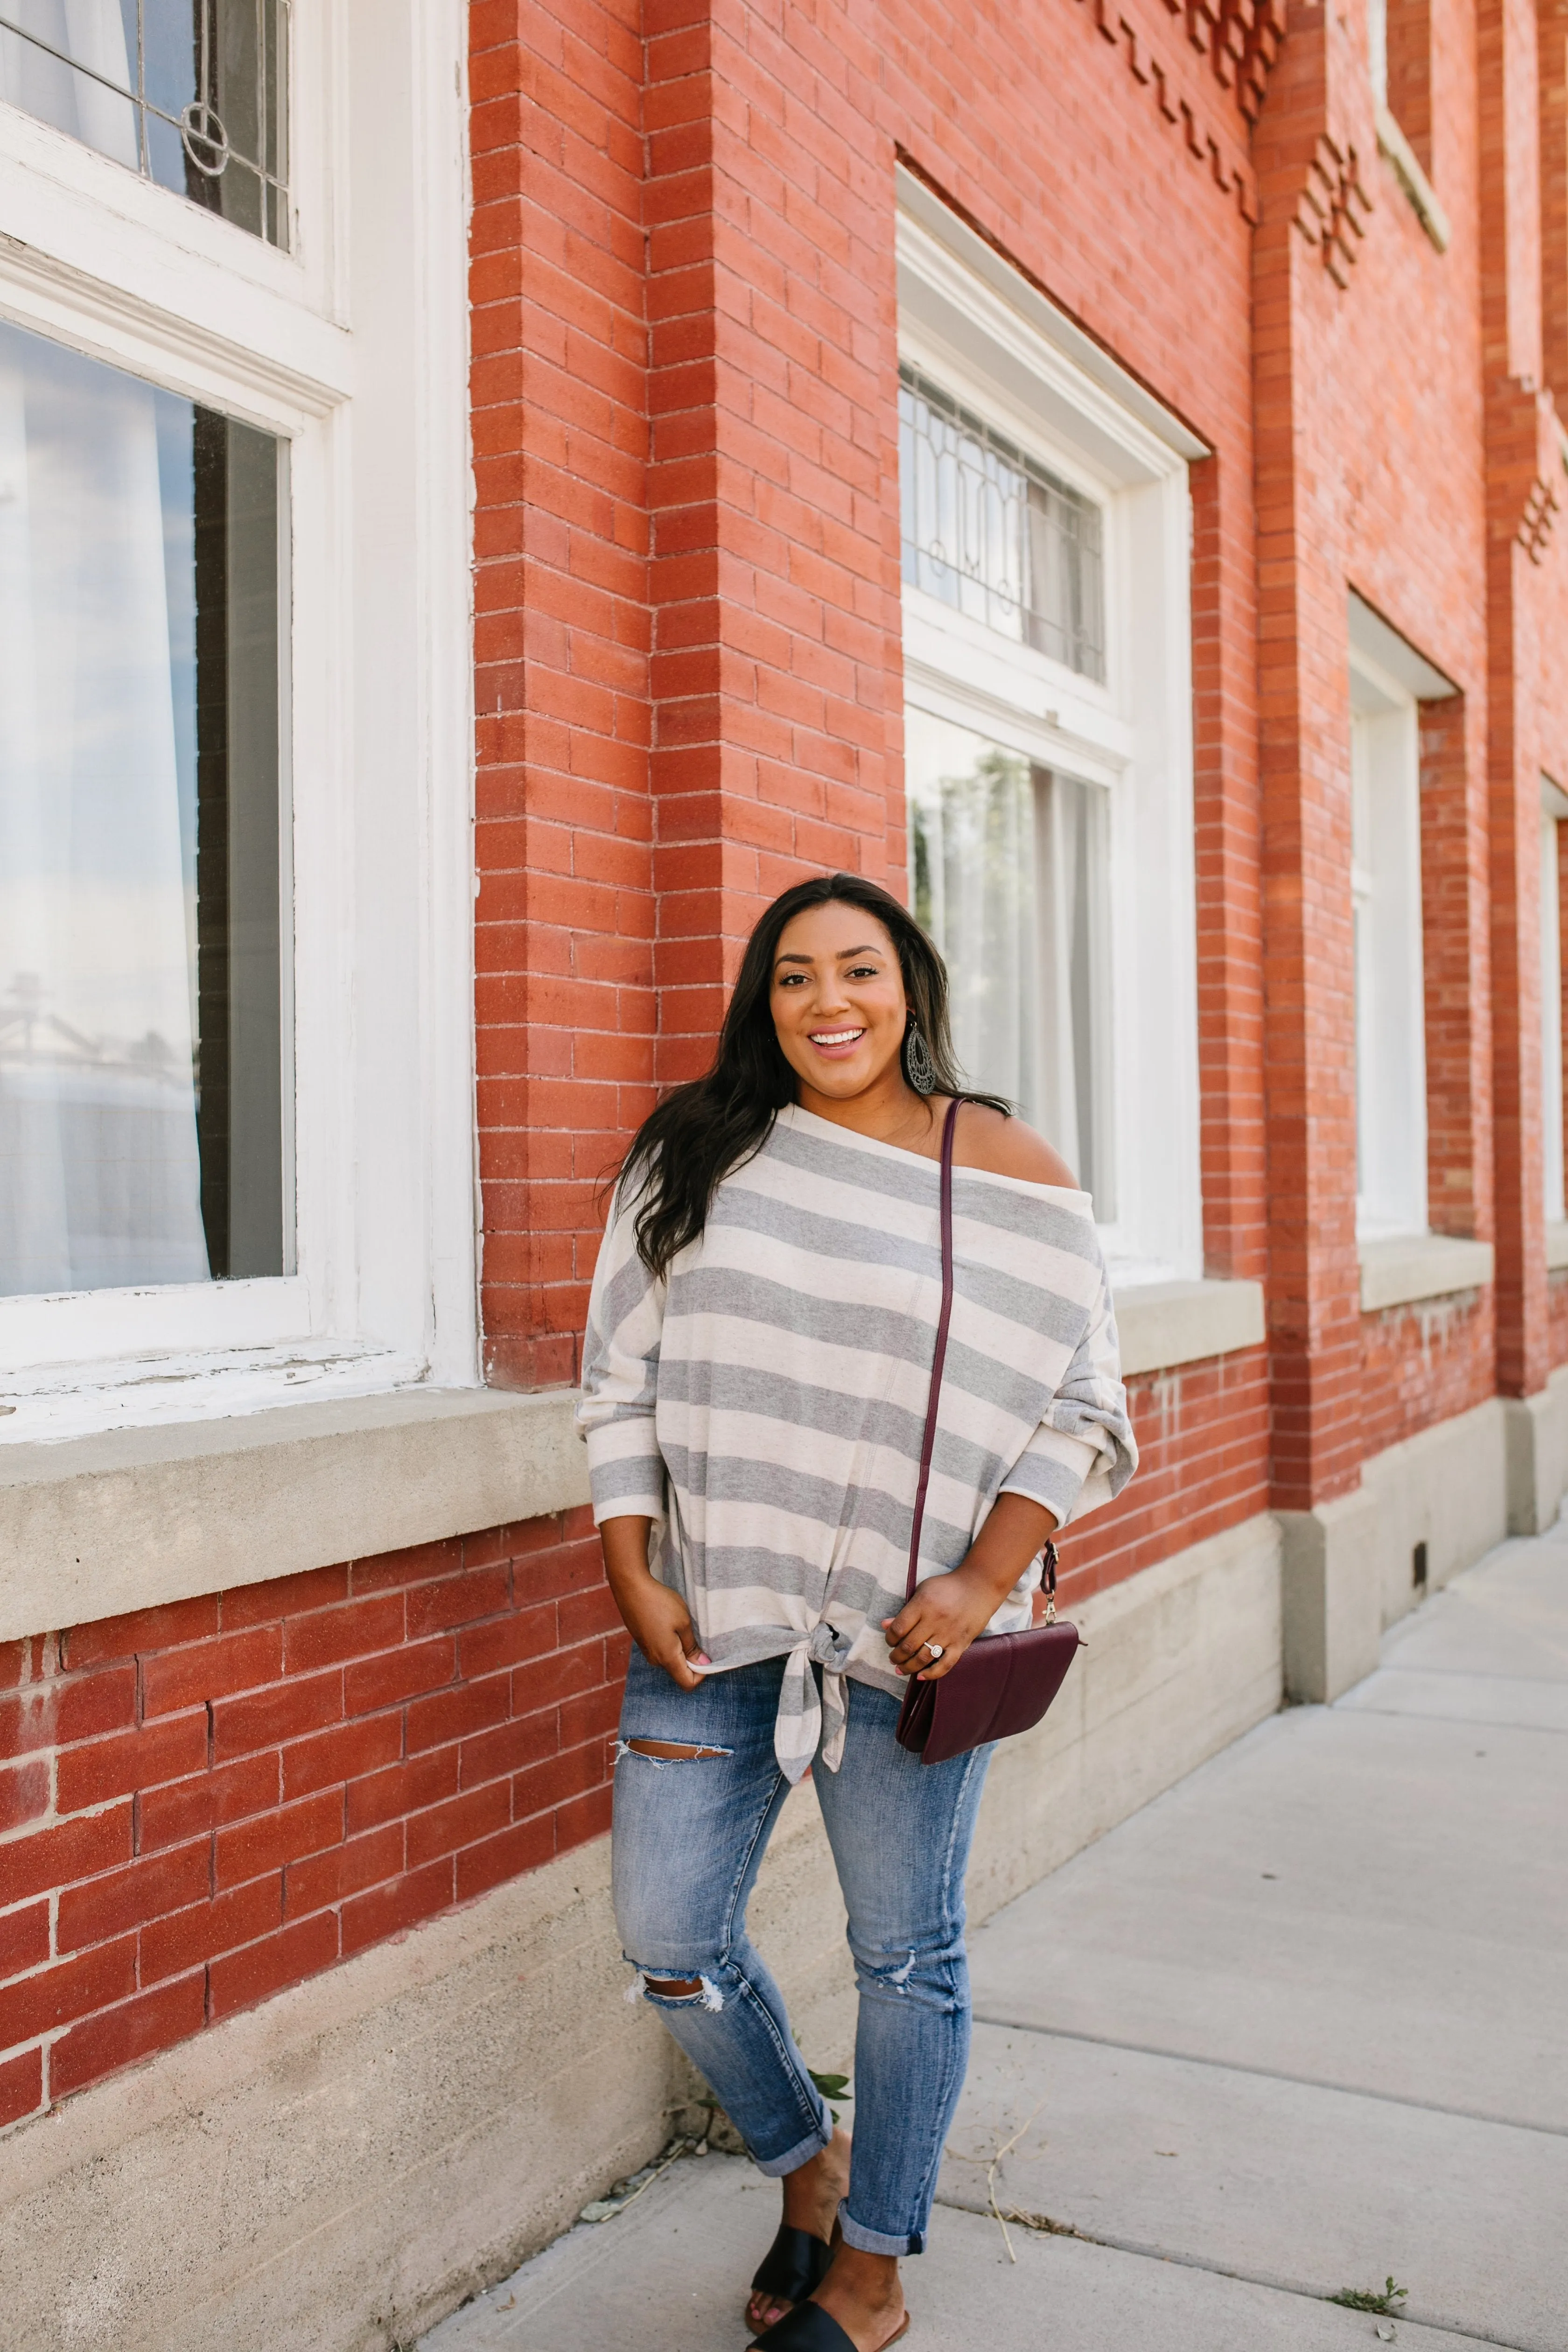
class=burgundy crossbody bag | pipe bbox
[894,1098,1082,1766]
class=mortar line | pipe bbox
[931,2198,1538,2350]
[967,2014,1568,2138]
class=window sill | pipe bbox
[0,1388,588,1645]
[1375,102,1452,254]
[1359,1232,1494,1313]
[1116,1278,1266,1378]
[1547,1221,1568,1273]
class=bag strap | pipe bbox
[902,1098,1066,1621]
[905,1097,959,1604]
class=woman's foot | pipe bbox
[745,2126,852,2332]
[808,2244,907,2352]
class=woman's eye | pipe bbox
[847,965,878,979]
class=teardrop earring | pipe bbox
[903,1024,937,1096]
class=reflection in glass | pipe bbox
[0,0,290,248]
[908,709,1114,1216]
[899,364,1105,682]
[0,318,288,1298]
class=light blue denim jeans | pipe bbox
[612,1647,994,2255]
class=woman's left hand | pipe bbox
[882,1562,1005,1679]
[883,1493,1059,1679]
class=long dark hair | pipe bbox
[618,871,1008,1277]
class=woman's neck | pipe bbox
[795,1075,950,1158]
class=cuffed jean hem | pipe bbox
[749,2114,835,2179]
[838,2202,926,2257]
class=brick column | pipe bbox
[1252,3,1392,1699]
[644,0,905,1085]
[469,0,656,1387]
[1479,0,1552,1401]
[1253,5,1365,1516]
[1191,453,1269,1288]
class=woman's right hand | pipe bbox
[599,1515,710,1691]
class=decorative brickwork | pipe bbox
[1076,0,1261,219]
[1294,132,1376,284]
[1519,460,1561,560]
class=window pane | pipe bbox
[0,3,140,168]
[0,1,291,250]
[0,318,289,1298]
[907,707,1113,1212]
[899,364,1106,682]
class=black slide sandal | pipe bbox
[749,2305,911,2351]
[749,2224,836,2315]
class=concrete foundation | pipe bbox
[1281,1394,1521,1701]
[1504,1360,1568,1533]
[0,1511,1283,2352]
[1279,1486,1386,1703]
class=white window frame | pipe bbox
[1350,645,1428,1240]
[896,172,1205,1285]
[0,0,477,1438]
[1542,778,1568,1225]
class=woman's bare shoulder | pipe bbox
[950,1102,1079,1189]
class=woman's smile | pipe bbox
[808,1025,867,1056]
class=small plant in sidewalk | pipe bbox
[808,2068,853,2123]
[1328,2277,1409,2314]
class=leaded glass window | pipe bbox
[899,363,1106,683]
[0,1,289,248]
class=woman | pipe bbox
[577,873,1135,2352]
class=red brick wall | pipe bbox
[1059,1348,1273,1608]
[1360,1294,1498,1456]
[0,1514,623,2129]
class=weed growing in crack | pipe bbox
[1328,2277,1409,2314]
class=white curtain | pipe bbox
[0,2,139,167]
[907,709,1041,1122]
[0,320,210,1297]
[1038,768,1108,1199]
[907,708,1113,1209]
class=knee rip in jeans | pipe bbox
[855,1945,960,2007]
[615,1738,733,1766]
[625,1966,725,2010]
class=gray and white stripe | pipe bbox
[577,1103,1137,1782]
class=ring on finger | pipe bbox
[922,1639,945,1662]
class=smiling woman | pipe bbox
[577,871,1135,2352]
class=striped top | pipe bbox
[576,1102,1137,1781]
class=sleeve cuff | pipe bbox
[585,1420,665,1524]
[999,1427,1101,1526]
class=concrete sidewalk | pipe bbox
[421,1532,1568,2352]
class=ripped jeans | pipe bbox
[612,1647,994,2255]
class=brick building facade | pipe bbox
[2,0,1567,2341]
